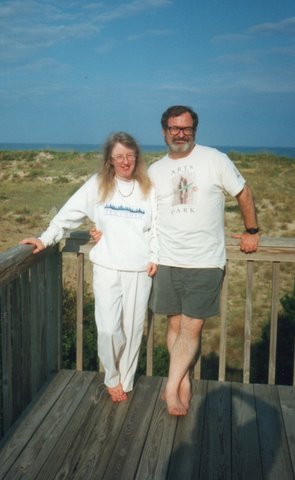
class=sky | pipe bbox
[0,0,295,147]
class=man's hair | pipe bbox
[161,105,199,131]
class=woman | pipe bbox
[20,132,158,402]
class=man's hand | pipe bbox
[19,237,46,254]
[232,232,259,253]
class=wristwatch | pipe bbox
[246,227,259,234]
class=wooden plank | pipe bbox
[146,308,154,376]
[1,283,13,434]
[3,371,96,480]
[254,383,294,479]
[45,249,62,373]
[36,372,106,479]
[198,380,232,479]
[30,263,40,396]
[219,262,229,381]
[268,262,280,384]
[0,375,294,480]
[61,232,295,254]
[101,376,164,480]
[277,385,295,475]
[243,261,254,383]
[38,260,48,384]
[226,237,295,263]
[134,378,177,480]
[76,252,84,371]
[193,353,201,380]
[69,376,137,479]
[167,380,208,479]
[231,382,263,479]
[62,231,91,253]
[0,245,57,287]
[19,271,32,414]
[226,236,295,249]
[11,278,23,421]
[56,249,62,371]
[0,370,75,478]
[226,249,295,263]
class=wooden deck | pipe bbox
[0,371,294,480]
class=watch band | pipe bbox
[246,227,259,234]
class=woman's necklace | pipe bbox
[116,178,135,197]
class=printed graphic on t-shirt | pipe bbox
[104,203,145,219]
[172,172,197,206]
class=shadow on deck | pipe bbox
[0,370,294,480]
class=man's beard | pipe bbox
[169,138,193,153]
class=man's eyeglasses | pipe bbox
[167,126,194,136]
[112,153,136,163]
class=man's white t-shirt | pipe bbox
[148,144,245,269]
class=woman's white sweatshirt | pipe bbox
[40,174,158,272]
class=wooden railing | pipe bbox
[0,234,294,436]
[0,244,62,437]
[62,232,295,385]
[219,237,295,385]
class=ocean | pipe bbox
[0,143,294,158]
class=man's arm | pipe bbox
[233,184,259,253]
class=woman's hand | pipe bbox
[90,228,103,243]
[147,262,158,277]
[19,237,46,254]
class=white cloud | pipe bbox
[215,52,258,65]
[157,83,203,93]
[211,33,249,45]
[0,0,172,63]
[211,16,295,44]
[127,29,171,42]
[249,16,295,35]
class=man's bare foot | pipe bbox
[162,377,192,413]
[163,388,187,416]
[179,376,192,411]
[107,383,127,402]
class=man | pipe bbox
[148,105,259,416]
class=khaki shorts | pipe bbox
[149,265,224,319]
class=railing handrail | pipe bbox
[62,232,295,255]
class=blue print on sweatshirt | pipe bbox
[104,203,145,219]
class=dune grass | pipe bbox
[1,149,294,377]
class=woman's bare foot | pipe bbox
[107,383,127,402]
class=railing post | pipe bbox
[243,261,254,383]
[146,309,154,376]
[76,252,84,371]
[218,261,229,381]
[268,262,280,384]
[193,354,201,380]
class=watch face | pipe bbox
[246,228,259,234]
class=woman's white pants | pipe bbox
[93,265,152,392]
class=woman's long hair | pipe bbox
[98,132,152,202]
